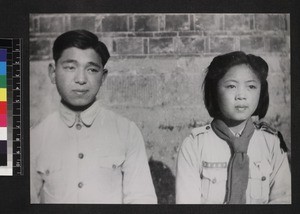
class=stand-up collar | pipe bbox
[59,100,101,128]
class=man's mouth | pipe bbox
[73,89,88,95]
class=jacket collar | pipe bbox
[59,100,100,128]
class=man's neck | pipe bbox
[61,99,96,113]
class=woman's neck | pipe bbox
[221,118,248,134]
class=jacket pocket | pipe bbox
[201,167,227,203]
[249,160,271,203]
[36,159,64,201]
[97,155,125,192]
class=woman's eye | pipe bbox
[249,85,257,89]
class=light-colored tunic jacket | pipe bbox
[176,123,291,204]
[31,101,157,204]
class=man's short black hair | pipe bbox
[203,51,269,119]
[52,29,110,66]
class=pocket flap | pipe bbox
[249,160,271,179]
[98,155,125,169]
[202,167,227,182]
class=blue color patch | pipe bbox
[0,49,6,61]
[0,62,6,75]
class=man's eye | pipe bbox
[87,68,99,73]
[63,66,75,71]
[225,85,235,89]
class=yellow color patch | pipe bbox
[0,88,6,101]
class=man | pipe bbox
[30,30,157,204]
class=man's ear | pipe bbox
[48,63,56,84]
[100,68,108,85]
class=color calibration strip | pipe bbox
[0,38,22,176]
[0,49,7,168]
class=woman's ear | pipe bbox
[48,63,56,84]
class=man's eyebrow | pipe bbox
[87,61,102,68]
[61,59,78,64]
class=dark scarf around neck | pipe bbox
[211,118,255,204]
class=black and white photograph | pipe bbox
[29,13,291,205]
[0,0,300,213]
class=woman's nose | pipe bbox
[235,87,246,100]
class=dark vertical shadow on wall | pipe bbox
[148,158,175,204]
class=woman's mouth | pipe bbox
[235,105,248,111]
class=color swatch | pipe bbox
[0,49,7,166]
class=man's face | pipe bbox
[49,47,107,108]
[216,64,261,122]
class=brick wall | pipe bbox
[30,13,290,204]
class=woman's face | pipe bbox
[217,64,261,122]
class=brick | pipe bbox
[190,15,194,31]
[179,32,202,36]
[114,38,143,54]
[40,16,64,33]
[143,39,148,54]
[103,75,159,106]
[30,15,39,33]
[210,37,235,53]
[268,37,289,52]
[194,14,223,31]
[129,32,153,37]
[102,15,128,32]
[268,74,288,105]
[129,16,134,31]
[159,16,165,31]
[255,14,287,31]
[134,15,159,32]
[160,71,203,106]
[240,36,264,52]
[165,15,190,31]
[224,14,252,31]
[70,15,95,32]
[149,38,174,54]
[30,39,51,60]
[175,37,205,54]
[154,32,177,37]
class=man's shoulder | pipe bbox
[31,111,60,131]
[100,107,134,128]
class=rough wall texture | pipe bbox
[30,13,290,204]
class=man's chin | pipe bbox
[62,99,96,111]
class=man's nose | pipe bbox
[74,69,87,84]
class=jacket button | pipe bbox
[112,164,117,169]
[76,123,82,130]
[261,176,266,181]
[78,182,84,188]
[206,126,210,130]
[212,178,217,184]
[78,153,84,159]
[45,170,50,175]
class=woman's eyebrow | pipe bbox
[245,80,259,83]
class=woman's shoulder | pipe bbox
[190,124,212,139]
[253,121,288,152]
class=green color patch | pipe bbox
[0,75,6,88]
